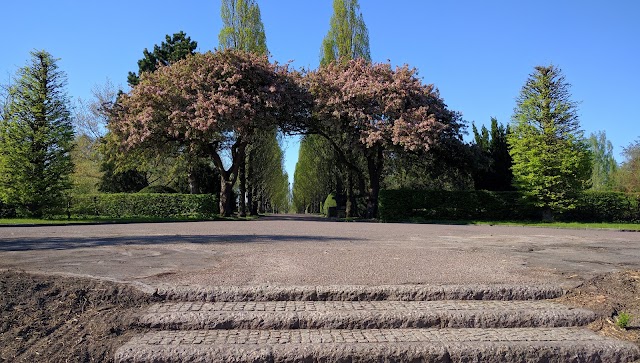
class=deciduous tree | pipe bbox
[587,131,617,190]
[508,65,591,221]
[111,50,310,216]
[0,50,74,217]
[308,59,460,218]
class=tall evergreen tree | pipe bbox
[219,0,272,216]
[471,118,513,191]
[508,65,591,221]
[127,31,197,87]
[0,50,74,217]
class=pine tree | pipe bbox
[508,65,592,221]
[127,31,197,87]
[0,50,75,217]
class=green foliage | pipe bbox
[138,185,178,194]
[292,134,338,213]
[0,50,75,217]
[219,0,267,55]
[320,0,370,66]
[615,139,640,192]
[70,193,218,218]
[378,190,537,222]
[127,31,197,86]
[588,131,617,190]
[70,134,102,194]
[509,65,592,219]
[616,312,631,329]
[470,118,514,191]
[378,189,640,223]
[322,193,338,216]
[560,191,640,223]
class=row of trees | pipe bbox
[1,0,639,219]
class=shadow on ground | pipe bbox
[0,234,361,252]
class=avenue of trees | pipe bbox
[1,0,639,220]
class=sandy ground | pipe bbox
[1,215,639,289]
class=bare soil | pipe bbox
[1,269,638,362]
[556,269,640,346]
[0,271,160,363]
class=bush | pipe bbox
[378,189,640,223]
[138,185,179,194]
[560,192,640,223]
[379,190,538,222]
[0,200,17,218]
[322,193,337,216]
[69,193,219,218]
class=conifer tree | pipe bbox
[508,65,591,221]
[0,50,74,217]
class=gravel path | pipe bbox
[1,215,639,289]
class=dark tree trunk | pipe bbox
[219,179,234,217]
[246,151,255,215]
[366,147,384,219]
[188,163,200,194]
[211,140,246,217]
[345,171,357,218]
[542,208,554,222]
[238,159,246,217]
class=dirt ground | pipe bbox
[1,270,639,362]
[556,269,640,346]
[0,271,160,363]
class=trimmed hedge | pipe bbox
[561,191,640,223]
[378,190,640,223]
[378,190,537,222]
[69,193,219,218]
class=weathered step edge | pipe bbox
[115,332,640,363]
[138,308,597,330]
[154,284,565,302]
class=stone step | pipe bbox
[138,300,596,330]
[115,328,640,363]
[154,284,565,302]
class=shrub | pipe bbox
[70,193,219,218]
[138,185,179,194]
[378,190,538,222]
[560,191,640,223]
[322,193,337,216]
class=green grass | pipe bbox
[0,215,258,226]
[405,218,640,231]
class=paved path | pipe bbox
[1,215,639,288]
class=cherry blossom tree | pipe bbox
[110,49,310,216]
[307,58,462,218]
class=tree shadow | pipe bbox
[0,234,361,252]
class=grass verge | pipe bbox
[404,218,640,231]
[0,215,259,226]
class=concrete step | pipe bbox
[154,284,565,302]
[138,300,596,330]
[115,327,640,363]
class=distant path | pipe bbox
[1,216,639,289]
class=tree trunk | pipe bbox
[211,140,247,217]
[238,159,246,217]
[219,178,234,217]
[188,163,200,194]
[247,151,255,215]
[542,208,554,222]
[366,148,384,219]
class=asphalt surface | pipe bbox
[1,215,639,289]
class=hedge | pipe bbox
[378,190,640,223]
[69,193,219,218]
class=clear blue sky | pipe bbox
[2,1,638,187]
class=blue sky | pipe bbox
[2,1,638,187]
